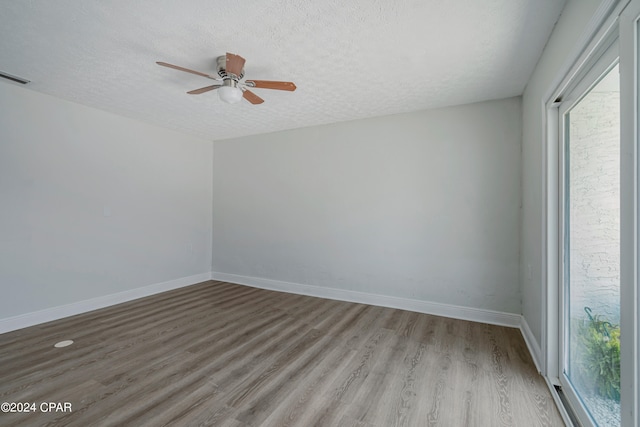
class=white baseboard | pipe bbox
[520,315,543,373]
[2,270,534,355]
[0,272,212,334]
[211,272,522,328]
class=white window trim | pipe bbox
[619,2,640,425]
[543,0,626,379]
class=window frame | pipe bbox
[556,43,619,426]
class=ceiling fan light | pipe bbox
[218,85,243,104]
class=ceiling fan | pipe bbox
[156,52,296,105]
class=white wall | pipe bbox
[213,97,522,314]
[521,0,602,345]
[568,82,620,323]
[0,82,213,319]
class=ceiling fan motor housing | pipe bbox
[216,55,244,80]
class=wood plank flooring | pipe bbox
[0,281,564,426]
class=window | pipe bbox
[559,55,620,427]
[544,1,640,425]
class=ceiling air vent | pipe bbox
[0,71,30,85]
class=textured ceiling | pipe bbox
[0,0,566,141]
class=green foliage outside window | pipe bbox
[574,307,620,402]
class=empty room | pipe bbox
[1,1,639,426]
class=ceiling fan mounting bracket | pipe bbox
[216,55,244,80]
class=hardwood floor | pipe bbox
[0,281,564,426]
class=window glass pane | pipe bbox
[566,63,620,427]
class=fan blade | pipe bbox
[242,89,264,105]
[225,53,246,77]
[187,85,222,94]
[246,80,297,91]
[156,61,217,79]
